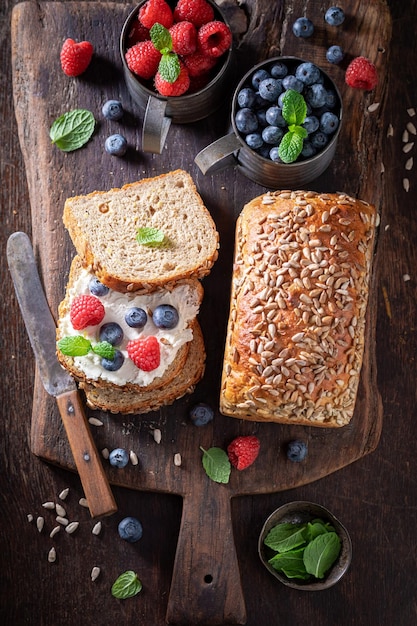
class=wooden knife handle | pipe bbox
[56,389,117,518]
[166,481,246,625]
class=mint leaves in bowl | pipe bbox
[258,501,352,590]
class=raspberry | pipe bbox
[127,336,161,371]
[154,60,190,96]
[174,0,214,28]
[345,56,378,90]
[127,20,150,46]
[70,295,105,330]
[197,21,232,58]
[227,436,260,470]
[169,21,197,56]
[139,0,174,30]
[125,40,162,79]
[60,38,93,77]
[183,50,217,77]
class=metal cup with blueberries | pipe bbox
[195,56,343,188]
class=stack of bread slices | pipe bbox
[56,170,219,414]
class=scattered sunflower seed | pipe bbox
[367,102,380,113]
[403,274,411,282]
[36,516,45,532]
[91,566,101,581]
[27,514,33,523]
[380,162,385,173]
[407,121,417,134]
[101,448,109,460]
[88,417,104,427]
[79,498,89,508]
[48,547,57,563]
[130,450,139,466]
[173,453,182,467]
[402,130,409,143]
[153,428,162,444]
[59,488,70,500]
[56,516,69,526]
[405,157,413,170]
[55,503,66,517]
[65,522,80,534]
[403,177,410,192]
[92,521,102,536]
[407,107,416,117]
[403,142,414,153]
[386,123,394,137]
[42,502,55,510]
[50,526,61,539]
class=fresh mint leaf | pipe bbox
[269,547,311,579]
[158,52,181,83]
[305,521,330,541]
[136,226,165,246]
[281,89,307,126]
[92,341,115,360]
[111,570,142,599]
[57,335,92,357]
[150,23,173,55]
[303,531,341,578]
[200,446,231,483]
[50,109,95,152]
[264,522,308,553]
[278,129,305,163]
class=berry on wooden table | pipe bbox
[326,45,344,64]
[324,6,345,26]
[105,134,128,156]
[102,100,124,121]
[189,402,214,426]
[345,56,378,90]
[292,17,314,38]
[109,448,129,468]
[227,435,260,470]
[70,295,105,330]
[118,517,143,542]
[286,440,308,462]
[60,38,93,77]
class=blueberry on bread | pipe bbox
[220,190,377,427]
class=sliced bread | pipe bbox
[63,169,219,293]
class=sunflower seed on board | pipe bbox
[405,157,413,170]
[92,521,102,536]
[36,516,45,532]
[27,514,34,523]
[48,547,56,563]
[50,526,61,539]
[59,488,69,500]
[79,498,89,508]
[88,417,104,427]
[403,142,414,153]
[153,428,162,444]
[403,274,411,282]
[367,102,380,112]
[403,178,410,192]
[407,121,417,135]
[42,502,55,510]
[55,503,66,517]
[407,107,416,117]
[173,453,182,467]
[65,522,80,534]
[91,567,101,582]
[56,516,69,526]
[386,123,394,137]
[101,448,109,460]
[130,450,139,466]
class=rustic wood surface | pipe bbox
[1,1,416,625]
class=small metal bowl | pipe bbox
[258,501,352,590]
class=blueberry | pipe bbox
[99,322,124,346]
[265,106,286,127]
[311,131,329,149]
[109,448,129,468]
[237,87,257,108]
[320,111,339,134]
[262,125,284,145]
[251,69,270,89]
[324,6,345,26]
[102,99,124,121]
[105,134,127,156]
[295,62,321,86]
[326,45,344,64]
[287,440,308,462]
[305,83,328,108]
[301,141,317,158]
[269,146,282,162]
[302,115,320,134]
[118,517,143,542]
[282,75,304,93]
[189,402,214,426]
[258,78,283,102]
[153,304,179,329]
[257,143,272,159]
[245,133,264,149]
[325,88,338,108]
[101,349,124,371]
[270,62,288,78]
[292,17,314,37]
[89,276,109,297]
[235,108,258,134]
[125,307,147,329]
[256,109,268,126]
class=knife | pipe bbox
[7,232,117,519]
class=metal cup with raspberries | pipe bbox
[195,56,343,188]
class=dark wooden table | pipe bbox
[1,1,416,625]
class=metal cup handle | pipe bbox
[142,96,171,154]
[194,132,241,175]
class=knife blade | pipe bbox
[7,232,117,519]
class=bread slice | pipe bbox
[63,169,219,293]
[56,255,203,394]
[79,320,206,414]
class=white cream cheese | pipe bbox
[58,267,200,386]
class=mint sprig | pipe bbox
[58,335,115,360]
[150,23,180,83]
[136,226,165,246]
[111,571,142,599]
[200,446,231,484]
[50,108,95,152]
[278,90,308,163]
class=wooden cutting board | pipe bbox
[11,1,390,624]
